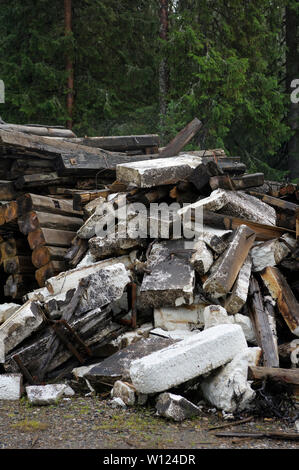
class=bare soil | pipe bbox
[0,396,298,450]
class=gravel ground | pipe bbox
[0,396,298,450]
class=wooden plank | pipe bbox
[248,366,299,386]
[32,246,69,269]
[14,172,73,189]
[18,211,83,235]
[27,228,76,250]
[215,431,299,441]
[296,208,299,240]
[3,255,35,274]
[248,191,299,213]
[210,173,264,190]
[260,266,299,337]
[0,238,30,260]
[72,190,110,211]
[0,123,76,138]
[4,201,18,223]
[158,118,202,158]
[248,276,280,367]
[35,261,67,287]
[17,193,83,218]
[0,181,17,200]
[193,210,295,241]
[69,135,160,151]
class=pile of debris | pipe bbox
[0,117,298,424]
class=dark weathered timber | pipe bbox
[0,238,30,260]
[32,246,69,269]
[14,172,73,189]
[4,274,37,299]
[260,266,299,337]
[158,118,203,158]
[4,201,18,223]
[0,123,76,138]
[0,180,17,200]
[72,189,110,211]
[3,255,35,274]
[248,191,299,213]
[248,366,299,386]
[195,210,295,241]
[248,276,280,368]
[189,161,223,194]
[210,173,264,191]
[35,261,67,287]
[17,194,83,218]
[69,135,160,151]
[18,211,83,235]
[27,228,76,250]
[64,237,88,268]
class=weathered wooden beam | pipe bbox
[0,123,76,138]
[18,211,83,235]
[14,172,73,189]
[0,180,17,200]
[72,190,110,211]
[248,191,299,213]
[17,194,83,218]
[248,277,280,367]
[27,228,76,250]
[260,266,299,337]
[35,261,67,287]
[4,201,18,224]
[210,173,264,191]
[158,118,202,158]
[193,210,295,241]
[69,135,160,152]
[3,256,35,274]
[203,225,256,298]
[248,366,299,386]
[32,246,69,268]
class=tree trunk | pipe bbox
[64,0,74,130]
[286,5,299,179]
[159,0,169,132]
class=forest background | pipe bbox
[0,0,298,180]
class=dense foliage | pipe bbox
[0,0,298,178]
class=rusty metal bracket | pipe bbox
[12,354,37,385]
[51,319,93,365]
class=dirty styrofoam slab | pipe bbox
[200,347,261,413]
[26,384,75,405]
[0,374,23,400]
[85,336,178,389]
[116,154,202,188]
[130,324,248,394]
[154,304,205,331]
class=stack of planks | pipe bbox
[17,194,83,287]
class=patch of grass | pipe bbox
[10,419,49,433]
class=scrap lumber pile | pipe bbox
[0,118,298,427]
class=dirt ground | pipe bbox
[0,396,298,450]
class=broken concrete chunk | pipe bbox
[0,303,20,324]
[200,347,261,413]
[26,384,73,405]
[0,301,44,363]
[86,336,177,389]
[0,373,23,400]
[110,397,127,409]
[110,323,153,350]
[156,393,200,422]
[190,240,214,275]
[75,263,131,315]
[203,225,256,298]
[111,380,136,406]
[203,305,256,344]
[179,189,276,226]
[154,304,205,331]
[140,240,195,308]
[116,155,202,188]
[130,324,248,394]
[89,235,141,261]
[251,239,291,272]
[225,256,252,314]
[45,251,136,295]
